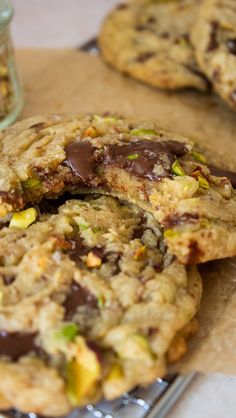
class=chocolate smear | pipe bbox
[64,140,98,182]
[209,164,236,188]
[103,140,187,181]
[0,331,37,360]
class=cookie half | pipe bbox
[1,114,236,264]
[99,0,208,90]
[191,0,236,110]
[0,195,201,416]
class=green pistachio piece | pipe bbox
[172,160,186,176]
[98,296,105,309]
[22,177,42,190]
[127,153,140,160]
[93,115,118,123]
[130,128,157,136]
[79,223,89,231]
[198,176,209,189]
[55,323,79,343]
[9,208,37,229]
[92,227,102,233]
[164,229,181,238]
[191,151,207,164]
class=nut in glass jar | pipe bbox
[0,0,23,129]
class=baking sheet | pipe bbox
[15,48,236,375]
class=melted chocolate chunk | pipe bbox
[207,21,219,52]
[0,332,37,360]
[209,164,236,188]
[64,282,98,319]
[64,141,98,183]
[227,38,236,55]
[103,140,187,181]
[136,52,155,63]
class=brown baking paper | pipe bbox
[15,48,236,375]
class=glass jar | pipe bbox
[0,0,23,129]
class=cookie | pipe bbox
[99,0,209,90]
[0,195,202,416]
[1,113,236,264]
[191,0,236,110]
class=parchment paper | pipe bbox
[15,48,236,375]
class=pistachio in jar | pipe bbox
[0,0,23,129]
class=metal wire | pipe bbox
[0,373,196,418]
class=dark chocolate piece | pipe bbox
[64,282,98,319]
[209,164,236,188]
[64,141,98,182]
[64,139,187,182]
[0,331,37,360]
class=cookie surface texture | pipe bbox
[99,0,208,90]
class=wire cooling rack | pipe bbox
[0,373,196,418]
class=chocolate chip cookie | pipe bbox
[191,0,236,110]
[99,0,208,90]
[1,113,236,264]
[0,195,202,416]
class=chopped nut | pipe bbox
[93,115,118,123]
[198,176,209,189]
[127,153,139,160]
[22,177,42,190]
[97,295,105,309]
[55,323,78,343]
[9,208,37,229]
[130,128,157,136]
[106,364,123,382]
[167,335,187,363]
[134,245,146,260]
[83,126,97,138]
[164,229,181,238]
[172,160,186,176]
[191,150,207,164]
[66,336,101,405]
[86,251,102,268]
